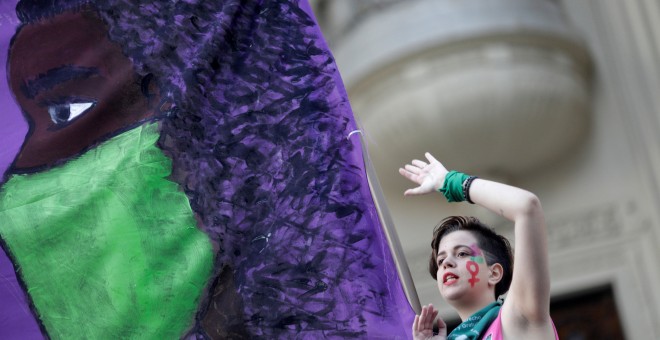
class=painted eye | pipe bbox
[458,251,469,257]
[48,101,95,125]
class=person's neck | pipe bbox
[454,295,496,321]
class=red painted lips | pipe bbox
[442,272,460,286]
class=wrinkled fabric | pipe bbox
[0,124,213,338]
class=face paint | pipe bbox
[469,243,485,264]
[466,261,480,287]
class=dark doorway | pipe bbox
[550,285,626,340]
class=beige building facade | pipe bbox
[312,0,660,338]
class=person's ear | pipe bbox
[141,73,158,105]
[488,263,504,287]
[140,73,168,112]
[140,73,177,117]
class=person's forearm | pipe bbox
[467,178,541,222]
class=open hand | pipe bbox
[412,304,447,340]
[399,152,448,196]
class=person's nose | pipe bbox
[442,255,456,269]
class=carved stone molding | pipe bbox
[546,204,621,250]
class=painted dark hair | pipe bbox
[16,0,93,23]
[429,216,513,299]
[13,0,399,338]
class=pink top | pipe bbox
[482,309,559,340]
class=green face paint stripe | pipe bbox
[469,243,485,264]
[0,123,213,338]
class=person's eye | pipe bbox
[48,101,96,125]
[458,251,469,257]
[437,258,444,266]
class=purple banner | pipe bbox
[0,1,414,338]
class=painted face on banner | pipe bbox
[8,8,157,170]
[0,1,418,338]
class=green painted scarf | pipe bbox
[447,301,502,340]
[0,123,214,339]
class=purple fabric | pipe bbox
[0,1,43,338]
[0,0,26,177]
[1,0,415,337]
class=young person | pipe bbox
[399,153,558,340]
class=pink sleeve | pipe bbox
[482,310,503,340]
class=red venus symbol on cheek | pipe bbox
[466,261,480,287]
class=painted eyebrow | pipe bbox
[436,244,473,258]
[21,65,100,99]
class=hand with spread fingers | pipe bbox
[412,304,447,340]
[398,152,448,196]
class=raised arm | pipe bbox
[399,153,552,333]
[468,178,551,325]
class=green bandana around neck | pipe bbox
[447,301,502,340]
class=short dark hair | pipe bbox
[429,216,513,299]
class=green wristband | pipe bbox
[438,170,470,202]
